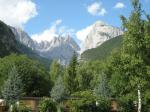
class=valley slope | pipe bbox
[0,20,51,68]
[81,35,123,61]
[81,21,123,52]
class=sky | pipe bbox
[0,0,150,45]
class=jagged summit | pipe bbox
[81,21,123,52]
[10,27,80,65]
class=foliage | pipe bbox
[66,91,96,112]
[105,0,150,111]
[0,54,52,97]
[19,105,32,112]
[94,72,110,98]
[77,62,94,90]
[51,76,68,102]
[66,91,110,112]
[11,104,32,112]
[2,65,23,105]
[49,60,62,83]
[64,52,78,94]
[77,61,104,91]
[38,98,57,112]
[11,104,19,112]
[0,20,20,57]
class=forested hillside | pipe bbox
[81,35,123,61]
[0,20,20,57]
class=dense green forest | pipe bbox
[0,0,150,112]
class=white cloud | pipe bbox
[114,2,125,9]
[31,19,75,43]
[87,2,106,16]
[59,26,75,37]
[0,0,37,28]
[31,19,62,43]
[76,25,93,42]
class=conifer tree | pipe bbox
[94,73,110,98]
[65,52,78,94]
[2,65,23,105]
[51,76,67,102]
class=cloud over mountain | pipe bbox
[31,19,75,43]
[76,25,92,42]
[31,19,62,43]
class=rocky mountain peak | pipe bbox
[93,20,107,27]
[81,21,123,52]
[10,27,80,65]
[9,20,123,64]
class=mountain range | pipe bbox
[10,27,80,65]
[0,20,123,65]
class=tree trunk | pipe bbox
[138,85,141,112]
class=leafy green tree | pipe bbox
[107,0,150,111]
[107,49,148,112]
[143,14,150,64]
[2,65,23,105]
[121,0,144,56]
[51,76,68,102]
[77,61,103,91]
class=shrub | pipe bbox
[66,91,110,112]
[11,104,32,112]
[38,97,57,112]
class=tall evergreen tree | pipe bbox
[51,76,67,102]
[94,73,110,99]
[65,52,78,94]
[2,65,23,105]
